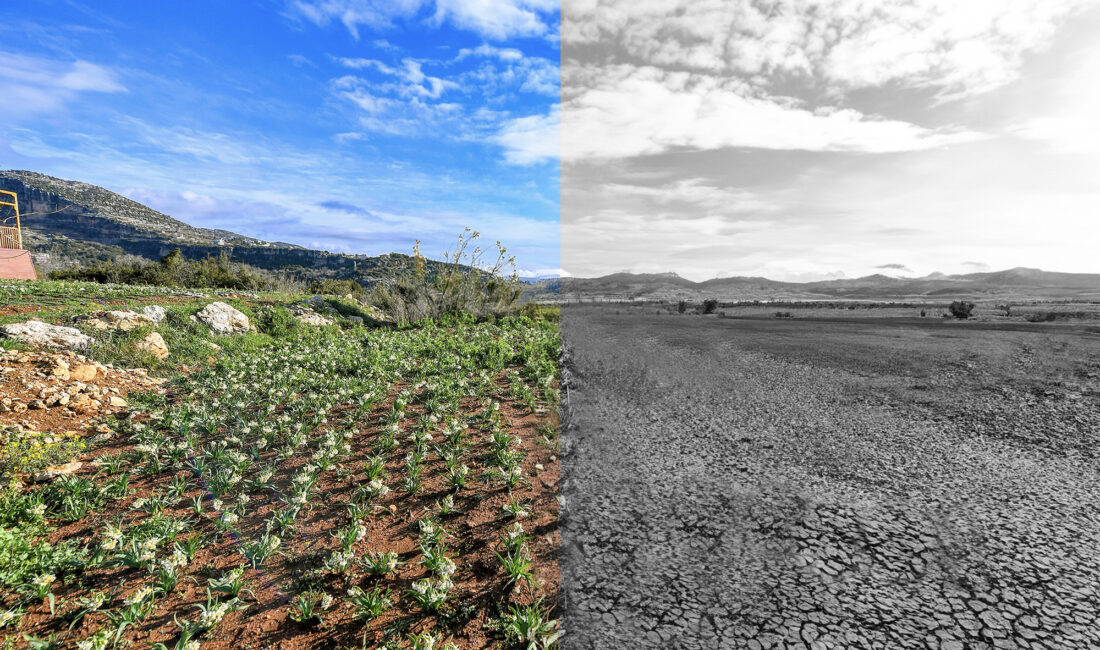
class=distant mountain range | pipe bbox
[0,170,446,284]
[536,267,1100,302]
[5,170,1094,301]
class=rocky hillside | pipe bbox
[0,170,437,284]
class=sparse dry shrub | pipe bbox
[367,229,522,325]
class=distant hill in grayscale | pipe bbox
[542,268,1100,302]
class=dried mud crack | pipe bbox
[561,307,1100,650]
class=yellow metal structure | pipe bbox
[0,189,21,250]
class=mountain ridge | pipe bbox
[0,170,442,285]
[552,267,1100,301]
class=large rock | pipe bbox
[34,461,82,482]
[69,363,105,382]
[103,310,154,330]
[141,305,167,323]
[193,302,251,335]
[73,310,154,331]
[1,321,94,349]
[134,332,170,359]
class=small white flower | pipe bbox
[0,609,18,628]
[125,585,153,605]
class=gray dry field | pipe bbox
[560,307,1100,650]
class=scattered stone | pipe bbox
[33,461,82,482]
[73,310,155,331]
[45,392,70,407]
[70,364,101,382]
[134,332,170,359]
[193,302,251,334]
[305,295,337,314]
[107,395,128,408]
[50,360,70,380]
[292,306,334,326]
[103,310,154,330]
[1,321,94,349]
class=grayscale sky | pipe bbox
[561,0,1100,281]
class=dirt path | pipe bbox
[561,308,1100,649]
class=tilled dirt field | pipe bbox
[561,307,1100,649]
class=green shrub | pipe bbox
[253,305,300,337]
[948,301,975,319]
[49,248,276,291]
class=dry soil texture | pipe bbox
[561,307,1100,650]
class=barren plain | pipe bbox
[561,306,1100,649]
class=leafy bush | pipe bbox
[49,248,276,290]
[702,299,719,314]
[1025,311,1059,323]
[948,301,975,319]
[307,278,363,298]
[254,305,300,337]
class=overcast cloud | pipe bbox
[562,0,1100,281]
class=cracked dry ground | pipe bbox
[560,308,1100,650]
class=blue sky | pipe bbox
[1,0,561,275]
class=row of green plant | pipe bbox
[2,310,561,649]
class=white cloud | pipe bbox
[0,52,125,118]
[1010,37,1100,154]
[332,51,558,164]
[290,0,556,40]
[457,44,525,62]
[493,106,559,165]
[289,0,423,39]
[563,65,983,160]
[563,0,1095,101]
[432,0,557,40]
[599,179,775,214]
[335,57,458,99]
[455,47,559,97]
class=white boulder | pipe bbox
[1,321,95,349]
[193,302,251,335]
[141,305,167,323]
